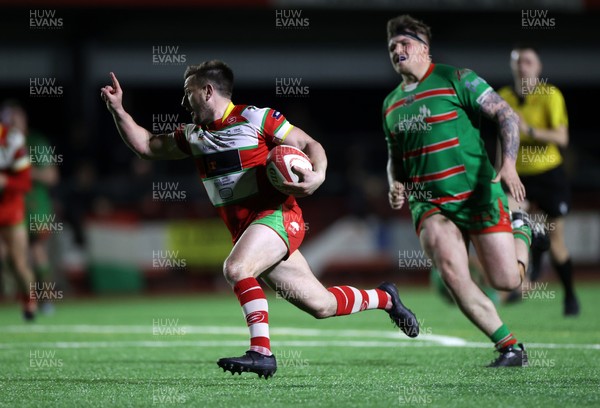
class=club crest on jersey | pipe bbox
[404,94,416,107]
[418,104,431,117]
[226,116,237,124]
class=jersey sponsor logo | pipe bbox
[226,116,237,124]
[202,150,242,178]
[202,168,259,207]
[272,111,283,120]
[465,77,485,93]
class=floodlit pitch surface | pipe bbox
[1,285,599,407]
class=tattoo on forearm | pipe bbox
[480,91,519,161]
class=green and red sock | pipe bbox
[490,324,518,350]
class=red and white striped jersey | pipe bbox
[174,102,296,242]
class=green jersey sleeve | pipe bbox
[452,68,493,112]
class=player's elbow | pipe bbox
[137,151,154,160]
[135,144,157,160]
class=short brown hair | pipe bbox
[184,60,234,98]
[387,15,432,45]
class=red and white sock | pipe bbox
[327,286,391,316]
[233,277,272,356]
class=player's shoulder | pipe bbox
[238,105,285,126]
[433,63,459,76]
[238,104,269,117]
[434,63,480,83]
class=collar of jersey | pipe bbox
[203,101,236,131]
[402,63,435,92]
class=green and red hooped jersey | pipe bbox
[174,102,297,242]
[383,63,505,211]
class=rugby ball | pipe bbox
[266,145,313,193]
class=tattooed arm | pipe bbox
[479,90,526,202]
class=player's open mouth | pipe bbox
[393,55,407,65]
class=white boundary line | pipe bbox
[1,325,599,350]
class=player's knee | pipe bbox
[222,258,252,285]
[310,306,331,319]
[490,271,521,291]
[308,290,338,319]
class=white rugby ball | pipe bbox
[266,145,313,194]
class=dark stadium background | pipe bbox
[0,3,599,294]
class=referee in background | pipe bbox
[499,44,579,316]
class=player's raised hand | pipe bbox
[389,180,405,210]
[100,72,123,114]
[493,162,526,203]
[281,166,324,197]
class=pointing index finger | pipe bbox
[110,72,121,91]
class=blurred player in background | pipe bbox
[101,60,419,379]
[0,101,35,320]
[383,15,541,367]
[498,45,579,316]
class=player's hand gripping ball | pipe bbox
[266,145,313,194]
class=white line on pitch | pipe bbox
[1,325,598,350]
[0,340,480,349]
[1,325,464,346]
[0,339,599,350]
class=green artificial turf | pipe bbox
[1,284,598,407]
